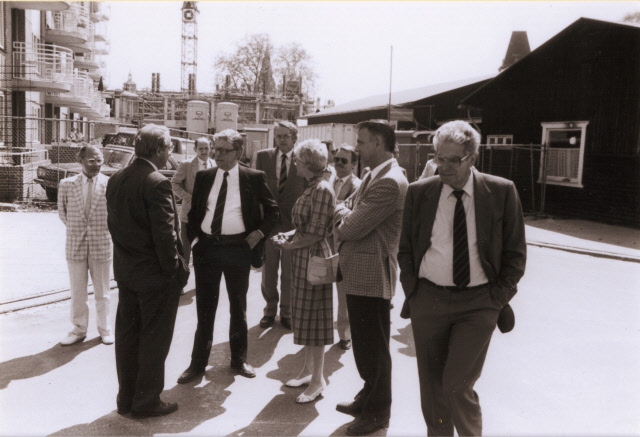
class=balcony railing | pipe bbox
[10,1,70,12]
[46,2,91,45]
[45,70,93,109]
[74,50,100,71]
[12,42,74,93]
[94,40,110,56]
[90,1,111,22]
[94,21,109,42]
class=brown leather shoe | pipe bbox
[230,361,256,378]
[336,400,363,417]
[346,417,389,435]
[260,316,275,328]
[281,317,292,330]
[177,366,205,384]
[131,401,178,418]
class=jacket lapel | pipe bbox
[72,176,86,221]
[239,166,251,221]
[417,179,442,266]
[472,168,492,266]
[87,174,106,219]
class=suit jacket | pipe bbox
[58,172,111,262]
[171,156,216,223]
[106,158,187,284]
[187,165,279,267]
[255,148,306,232]
[334,159,408,299]
[335,172,362,202]
[398,168,527,318]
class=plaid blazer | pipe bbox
[334,159,408,299]
[58,172,112,262]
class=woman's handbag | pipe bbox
[307,253,340,285]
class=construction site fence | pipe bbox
[398,143,545,214]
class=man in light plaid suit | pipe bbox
[58,145,113,346]
[333,120,408,436]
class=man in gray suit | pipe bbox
[171,137,216,294]
[333,120,408,435]
[398,120,526,436]
[255,121,306,330]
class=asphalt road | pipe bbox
[0,245,639,436]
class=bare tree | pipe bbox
[274,42,317,99]
[622,11,640,24]
[214,33,275,94]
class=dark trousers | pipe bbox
[410,280,501,436]
[190,238,252,369]
[346,294,392,422]
[115,277,181,412]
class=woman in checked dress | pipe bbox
[272,139,335,404]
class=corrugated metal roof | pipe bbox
[302,74,494,119]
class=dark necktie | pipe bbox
[210,171,229,237]
[452,190,470,288]
[278,154,287,196]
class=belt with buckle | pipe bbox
[420,278,488,292]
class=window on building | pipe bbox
[539,121,588,188]
[487,135,513,145]
[0,4,5,50]
[0,93,5,145]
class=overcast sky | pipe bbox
[104,1,638,106]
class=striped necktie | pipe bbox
[84,177,93,219]
[452,190,470,288]
[210,171,229,237]
[278,154,287,196]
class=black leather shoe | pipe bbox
[230,361,256,378]
[131,401,178,418]
[346,417,390,436]
[260,316,275,328]
[336,400,363,417]
[339,339,352,350]
[116,407,131,415]
[177,366,205,384]
[281,317,292,330]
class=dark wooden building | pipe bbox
[462,18,640,227]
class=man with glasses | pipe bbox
[177,129,278,383]
[255,121,306,330]
[172,137,216,294]
[58,145,113,346]
[107,124,189,418]
[398,120,526,436]
[331,144,361,350]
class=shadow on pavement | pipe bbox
[50,325,289,436]
[177,288,196,307]
[228,343,348,436]
[392,323,416,358]
[0,337,102,390]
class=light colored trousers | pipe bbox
[68,258,112,337]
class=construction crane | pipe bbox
[181,1,198,95]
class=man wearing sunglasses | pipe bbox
[58,145,113,347]
[398,120,526,436]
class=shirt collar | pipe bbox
[197,157,208,166]
[336,173,351,183]
[369,157,395,180]
[138,157,158,171]
[442,170,474,199]
[277,148,293,160]
[81,172,95,183]
[220,163,239,177]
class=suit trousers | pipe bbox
[346,294,391,421]
[410,280,501,436]
[336,285,351,341]
[68,258,112,337]
[115,277,181,412]
[261,227,292,319]
[191,238,252,368]
[180,221,192,266]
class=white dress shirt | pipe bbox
[334,174,351,201]
[200,164,246,235]
[197,157,210,170]
[419,172,488,286]
[276,149,293,178]
[80,173,96,211]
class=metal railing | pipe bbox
[90,1,111,22]
[0,148,49,166]
[50,2,90,37]
[12,42,74,85]
[45,70,94,109]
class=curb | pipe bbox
[527,240,640,264]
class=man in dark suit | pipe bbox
[106,124,189,418]
[177,129,279,383]
[398,120,527,436]
[254,121,306,330]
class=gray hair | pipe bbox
[76,144,102,160]
[213,129,244,151]
[433,120,481,155]
[274,120,298,142]
[134,124,171,158]
[294,139,328,173]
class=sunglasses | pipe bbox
[333,156,350,165]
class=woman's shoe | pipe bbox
[295,381,326,404]
[285,374,312,388]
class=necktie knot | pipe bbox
[223,171,229,178]
[453,189,464,201]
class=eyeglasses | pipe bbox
[275,134,292,140]
[213,148,236,155]
[433,153,474,168]
[86,158,104,165]
[333,156,350,165]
